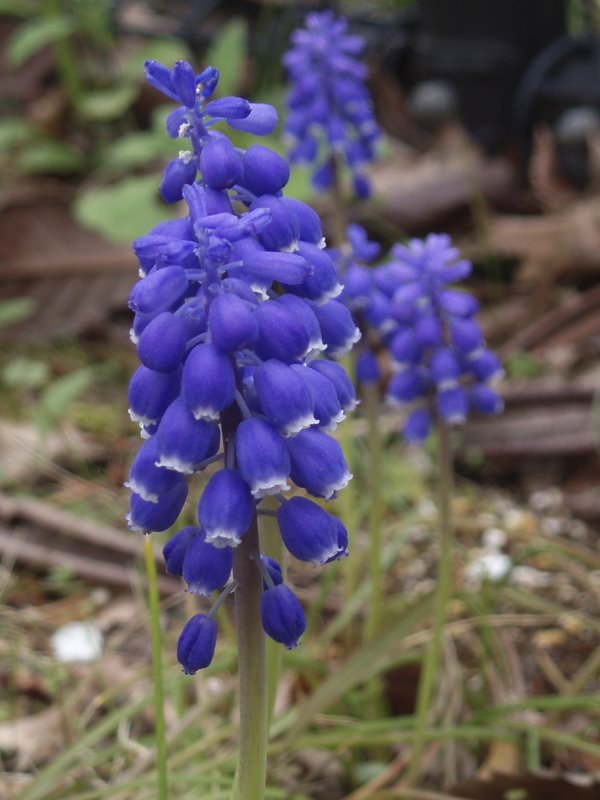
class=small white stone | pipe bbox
[465,552,512,586]
[51,622,103,663]
[482,527,507,551]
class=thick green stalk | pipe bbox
[259,499,285,723]
[143,535,169,800]
[232,516,268,800]
[407,421,454,785]
[363,383,384,641]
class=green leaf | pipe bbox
[78,84,138,121]
[100,131,174,174]
[2,358,50,391]
[18,140,85,174]
[74,175,175,244]
[0,297,35,328]
[7,16,74,67]
[204,17,248,98]
[36,368,95,439]
[0,118,38,149]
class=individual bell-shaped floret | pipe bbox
[311,300,361,358]
[136,311,189,373]
[387,368,426,405]
[437,385,468,424]
[198,468,254,547]
[254,360,317,436]
[159,155,197,203]
[181,343,236,421]
[430,347,461,388]
[286,429,351,499]
[292,242,341,303]
[226,102,278,135]
[129,266,189,315]
[155,398,221,474]
[470,383,504,415]
[253,299,310,363]
[356,349,380,385]
[171,60,197,107]
[282,198,325,248]
[128,365,181,428]
[277,496,346,564]
[182,528,233,595]
[468,349,503,383]
[199,134,243,190]
[240,145,290,196]
[208,292,258,352]
[260,555,283,588]
[276,294,326,356]
[403,407,432,444]
[177,613,218,674]
[126,435,185,502]
[260,584,306,649]
[251,195,299,252]
[290,364,344,431]
[235,417,291,498]
[415,313,443,349]
[390,329,420,367]
[309,359,357,413]
[127,480,188,532]
[163,526,197,576]
[450,318,483,356]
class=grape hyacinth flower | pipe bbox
[333,226,503,443]
[126,60,356,682]
[283,10,380,198]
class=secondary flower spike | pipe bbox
[127,60,357,673]
[283,10,380,198]
[331,225,504,445]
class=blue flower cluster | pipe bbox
[126,60,357,674]
[334,227,503,443]
[283,10,380,198]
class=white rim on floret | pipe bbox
[315,282,343,304]
[155,455,195,475]
[190,405,221,422]
[205,528,244,548]
[124,478,159,503]
[281,412,319,437]
[321,469,353,500]
[125,513,146,532]
[250,476,291,499]
[129,328,140,345]
[319,409,346,432]
[313,539,343,566]
[327,327,361,358]
[128,408,159,427]
[186,581,213,597]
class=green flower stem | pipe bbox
[259,497,285,723]
[407,420,454,785]
[363,383,384,641]
[232,514,268,800]
[143,534,169,800]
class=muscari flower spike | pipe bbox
[283,10,380,198]
[332,225,503,445]
[127,60,356,674]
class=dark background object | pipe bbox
[410,0,567,150]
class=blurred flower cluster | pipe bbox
[334,226,504,443]
[126,60,357,673]
[283,10,380,198]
